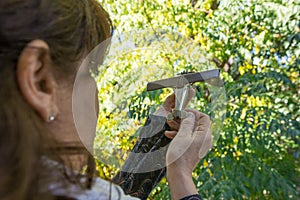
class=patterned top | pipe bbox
[40,158,137,200]
[41,156,202,200]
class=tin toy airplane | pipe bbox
[147,69,220,119]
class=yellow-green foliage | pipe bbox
[95,0,299,199]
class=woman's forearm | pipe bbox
[167,167,198,200]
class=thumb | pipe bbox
[177,112,195,137]
[163,93,175,112]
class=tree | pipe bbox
[96,0,300,199]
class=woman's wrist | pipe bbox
[167,166,198,200]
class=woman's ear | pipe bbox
[17,40,58,122]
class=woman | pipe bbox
[0,0,212,199]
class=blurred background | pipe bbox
[94,0,299,199]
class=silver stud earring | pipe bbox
[49,114,55,121]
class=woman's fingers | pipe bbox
[152,94,175,117]
[166,113,196,165]
[163,87,196,111]
[166,119,180,131]
[164,130,177,139]
[162,93,175,112]
[176,112,195,137]
[154,88,196,118]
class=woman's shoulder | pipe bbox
[72,177,138,200]
[40,157,137,200]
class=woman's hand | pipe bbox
[153,89,195,134]
[166,109,212,199]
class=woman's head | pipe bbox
[0,0,112,199]
[0,0,111,71]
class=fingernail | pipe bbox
[187,112,195,119]
[165,131,176,138]
[167,113,174,120]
